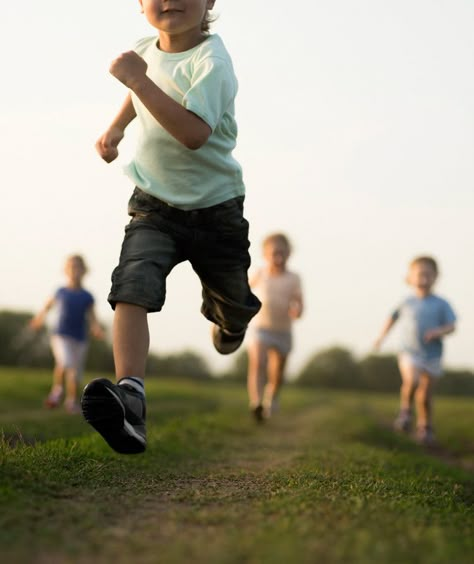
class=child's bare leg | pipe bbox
[247,340,267,408]
[263,349,287,415]
[113,303,149,380]
[398,359,419,412]
[51,364,65,393]
[65,368,77,402]
[394,357,420,431]
[415,372,434,429]
[63,368,81,413]
[45,363,65,407]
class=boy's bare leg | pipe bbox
[263,349,287,415]
[415,372,434,429]
[113,303,149,380]
[398,359,419,412]
[247,340,267,408]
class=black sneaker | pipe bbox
[212,325,246,355]
[81,377,146,454]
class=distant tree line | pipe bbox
[1,310,474,395]
[223,347,474,397]
[0,310,211,381]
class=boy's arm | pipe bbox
[29,297,55,330]
[110,51,211,150]
[96,93,137,163]
[424,323,456,342]
[373,315,398,351]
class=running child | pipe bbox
[81,0,260,453]
[374,256,456,445]
[247,233,303,421]
[30,255,104,413]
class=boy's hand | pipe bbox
[95,126,124,163]
[424,328,441,342]
[110,51,148,90]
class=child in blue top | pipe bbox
[374,256,456,445]
[30,255,103,413]
[81,0,260,454]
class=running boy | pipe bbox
[30,255,103,413]
[374,256,456,445]
[247,233,303,421]
[81,0,260,453]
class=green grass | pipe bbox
[1,368,473,563]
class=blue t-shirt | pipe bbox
[53,287,94,342]
[392,294,456,360]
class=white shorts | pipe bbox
[398,352,443,378]
[249,328,293,355]
[50,335,88,381]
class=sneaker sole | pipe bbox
[81,379,146,455]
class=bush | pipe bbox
[358,354,400,392]
[147,350,211,380]
[297,346,360,389]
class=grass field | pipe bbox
[1,367,473,564]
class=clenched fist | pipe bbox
[110,51,148,90]
[95,126,124,163]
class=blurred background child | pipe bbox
[374,256,456,445]
[247,233,304,421]
[30,255,103,413]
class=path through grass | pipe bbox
[1,368,473,563]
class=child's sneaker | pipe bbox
[212,325,246,355]
[81,377,146,454]
[393,409,412,433]
[44,391,62,409]
[415,425,436,446]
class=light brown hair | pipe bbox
[410,255,438,275]
[263,233,292,254]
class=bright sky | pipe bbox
[2,1,474,376]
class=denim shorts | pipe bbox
[108,188,261,333]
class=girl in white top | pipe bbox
[247,233,303,421]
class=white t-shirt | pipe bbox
[250,269,303,332]
[124,34,245,210]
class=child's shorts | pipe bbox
[108,188,261,334]
[398,352,443,378]
[50,335,88,381]
[249,328,293,355]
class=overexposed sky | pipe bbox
[1,1,473,375]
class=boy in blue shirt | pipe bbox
[81,0,260,454]
[374,256,456,445]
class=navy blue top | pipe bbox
[53,287,94,342]
[391,294,456,360]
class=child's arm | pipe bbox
[109,51,212,150]
[95,93,137,163]
[289,275,304,320]
[373,315,398,351]
[29,297,55,330]
[424,323,456,342]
